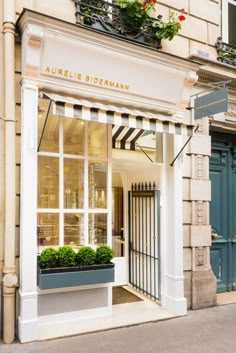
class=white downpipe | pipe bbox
[0,0,5,338]
[2,0,17,344]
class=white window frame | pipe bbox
[37,116,112,250]
[222,0,236,44]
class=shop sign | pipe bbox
[194,88,228,120]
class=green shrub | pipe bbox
[57,246,76,267]
[39,248,58,269]
[95,245,113,264]
[76,246,96,266]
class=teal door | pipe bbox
[210,135,236,292]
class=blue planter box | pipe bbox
[37,263,115,290]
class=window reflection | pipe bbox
[37,213,59,247]
[38,156,59,208]
[89,161,107,208]
[88,121,107,158]
[64,213,84,247]
[63,118,85,155]
[89,214,107,245]
[64,159,84,209]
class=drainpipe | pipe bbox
[2,0,17,344]
[0,0,5,338]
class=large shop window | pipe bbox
[37,114,108,250]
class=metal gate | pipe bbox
[128,182,160,301]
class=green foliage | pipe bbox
[39,245,114,269]
[39,248,58,269]
[57,246,76,267]
[116,0,154,30]
[96,245,114,264]
[115,1,185,41]
[76,246,96,266]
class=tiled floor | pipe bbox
[217,291,236,305]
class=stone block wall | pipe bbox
[158,0,221,61]
[183,117,216,308]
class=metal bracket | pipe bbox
[170,126,199,167]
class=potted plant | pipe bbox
[37,245,115,289]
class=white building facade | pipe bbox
[2,0,236,344]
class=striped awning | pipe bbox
[40,92,195,137]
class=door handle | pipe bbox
[211,232,219,239]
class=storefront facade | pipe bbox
[16,9,200,342]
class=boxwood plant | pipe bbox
[39,245,114,269]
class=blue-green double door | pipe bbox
[210,135,236,292]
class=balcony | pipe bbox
[74,0,162,49]
[215,37,236,67]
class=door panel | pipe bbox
[210,139,236,292]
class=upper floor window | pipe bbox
[223,0,236,46]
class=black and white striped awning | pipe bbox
[40,92,195,138]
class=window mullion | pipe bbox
[59,118,64,246]
[84,121,88,245]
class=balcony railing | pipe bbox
[74,0,162,49]
[215,37,236,67]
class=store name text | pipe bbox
[43,66,130,91]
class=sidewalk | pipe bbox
[1,300,236,353]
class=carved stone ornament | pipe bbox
[195,155,204,179]
[27,24,44,48]
[195,247,204,266]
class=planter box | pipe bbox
[37,263,115,290]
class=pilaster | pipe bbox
[183,117,216,309]
[163,134,187,316]
[18,79,38,342]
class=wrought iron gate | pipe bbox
[128,182,160,301]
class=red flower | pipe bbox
[180,8,185,13]
[142,3,147,8]
[178,14,186,21]
[152,0,157,3]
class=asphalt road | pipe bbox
[1,303,236,353]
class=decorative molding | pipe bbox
[194,155,204,179]
[184,72,198,88]
[27,24,44,48]
[220,151,227,164]
[195,247,204,266]
[192,201,209,226]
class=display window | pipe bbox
[37,111,109,250]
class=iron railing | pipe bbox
[128,182,160,301]
[74,0,162,49]
[215,37,236,67]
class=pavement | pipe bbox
[1,302,236,353]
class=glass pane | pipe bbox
[38,112,59,153]
[64,213,84,247]
[63,118,84,155]
[229,4,236,46]
[88,121,107,158]
[37,213,59,247]
[112,172,124,257]
[64,159,84,209]
[112,132,163,163]
[89,214,107,245]
[38,156,59,208]
[89,161,107,208]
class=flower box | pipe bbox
[37,262,115,289]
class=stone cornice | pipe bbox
[16,8,201,73]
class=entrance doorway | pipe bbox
[128,183,160,300]
[210,134,236,292]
